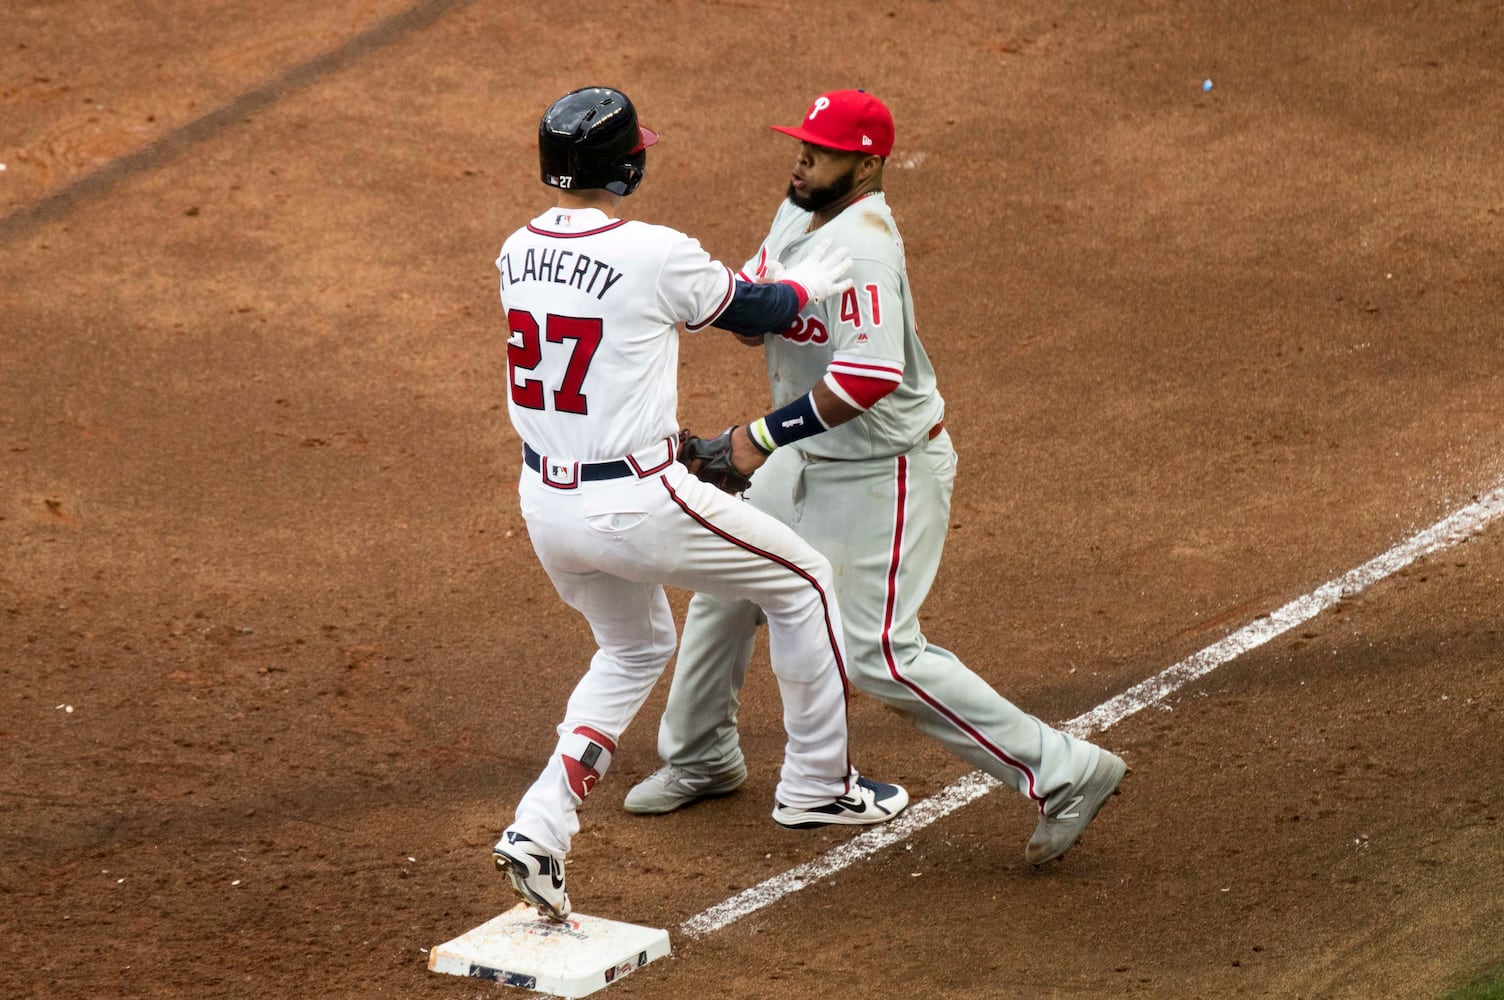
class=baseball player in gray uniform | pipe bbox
[491,87,909,921]
[626,89,1126,865]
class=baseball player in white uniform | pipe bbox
[626,90,1127,865]
[490,87,909,921]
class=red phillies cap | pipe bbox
[771,89,894,157]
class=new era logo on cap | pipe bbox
[771,89,894,157]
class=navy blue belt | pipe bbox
[523,443,635,481]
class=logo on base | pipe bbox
[523,917,588,941]
[604,951,649,983]
[469,964,536,988]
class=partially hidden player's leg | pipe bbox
[801,433,1107,822]
[651,463,906,826]
[634,581,870,819]
[620,589,759,813]
[660,594,757,772]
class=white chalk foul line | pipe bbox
[1068,481,1504,739]
[680,481,1504,939]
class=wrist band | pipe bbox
[754,392,827,450]
[747,418,777,455]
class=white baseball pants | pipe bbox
[509,452,852,856]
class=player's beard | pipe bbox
[787,162,859,213]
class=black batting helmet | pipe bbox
[538,87,659,196]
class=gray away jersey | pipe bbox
[743,192,945,462]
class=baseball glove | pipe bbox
[678,427,753,494]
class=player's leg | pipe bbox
[652,464,903,821]
[495,481,679,917]
[627,449,802,812]
[659,594,758,772]
[508,567,678,854]
[622,590,759,813]
[496,568,677,919]
[801,434,1098,808]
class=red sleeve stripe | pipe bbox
[829,358,903,381]
[781,280,811,311]
[686,266,737,331]
[825,370,900,410]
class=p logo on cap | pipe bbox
[771,90,894,157]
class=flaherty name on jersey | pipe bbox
[498,248,624,300]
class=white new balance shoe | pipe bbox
[1025,748,1126,865]
[623,760,748,815]
[771,775,909,830]
[492,829,570,921]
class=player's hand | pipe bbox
[677,427,760,494]
[779,238,853,305]
[730,425,769,478]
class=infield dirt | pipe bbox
[2,2,1502,998]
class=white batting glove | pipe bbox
[756,259,786,284]
[779,238,854,304]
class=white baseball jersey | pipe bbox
[493,203,872,863]
[743,192,945,460]
[496,207,734,462]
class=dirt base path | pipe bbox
[3,2,1502,997]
